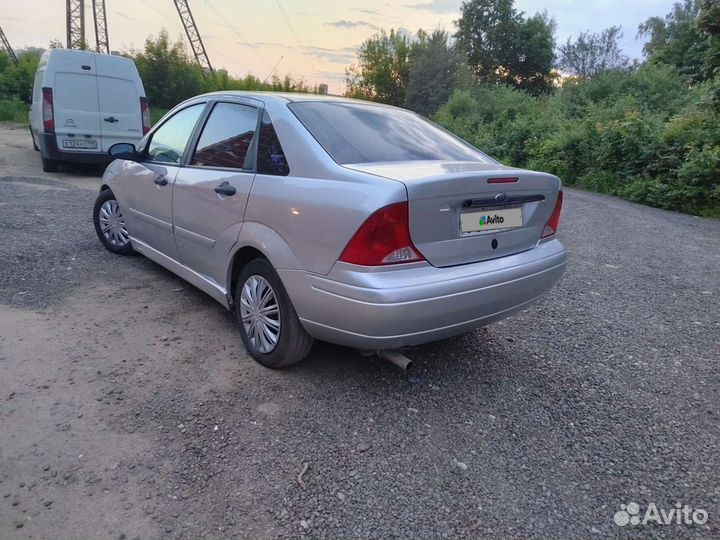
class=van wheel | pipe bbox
[234,259,314,369]
[41,156,59,172]
[93,189,135,256]
[30,127,39,151]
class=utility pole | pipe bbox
[92,0,109,54]
[172,0,214,78]
[66,0,86,49]
[0,25,18,65]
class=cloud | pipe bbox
[407,0,461,14]
[351,8,383,16]
[325,20,379,30]
[238,41,358,64]
[305,46,358,64]
[240,41,287,49]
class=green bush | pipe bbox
[434,65,720,217]
[0,99,29,123]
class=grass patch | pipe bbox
[0,99,29,124]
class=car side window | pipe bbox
[257,111,290,176]
[146,104,205,164]
[191,102,258,169]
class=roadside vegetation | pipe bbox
[0,98,27,123]
[346,0,720,217]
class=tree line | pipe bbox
[346,0,720,217]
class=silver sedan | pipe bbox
[93,92,567,368]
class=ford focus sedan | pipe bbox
[93,92,567,368]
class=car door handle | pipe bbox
[214,181,236,197]
[104,116,118,123]
[154,175,168,186]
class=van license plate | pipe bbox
[62,139,98,149]
[460,207,523,234]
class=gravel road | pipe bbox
[1,122,718,540]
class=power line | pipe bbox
[274,0,316,73]
[201,0,273,69]
[0,25,18,65]
[275,0,303,49]
[263,55,284,84]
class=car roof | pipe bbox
[194,91,395,108]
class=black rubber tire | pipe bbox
[234,258,314,368]
[41,155,59,172]
[92,189,136,256]
[30,127,39,151]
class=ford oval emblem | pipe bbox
[495,193,508,203]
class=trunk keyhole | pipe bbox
[491,239,498,250]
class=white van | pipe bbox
[29,49,150,172]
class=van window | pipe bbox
[54,74,99,112]
[191,103,258,169]
[257,111,289,176]
[147,104,205,164]
[98,77,138,114]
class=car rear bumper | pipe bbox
[279,238,567,350]
[40,133,111,165]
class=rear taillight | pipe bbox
[339,202,425,266]
[541,191,563,238]
[140,97,151,135]
[42,87,54,133]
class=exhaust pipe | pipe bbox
[378,350,414,372]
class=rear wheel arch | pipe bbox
[227,246,267,304]
[225,223,303,296]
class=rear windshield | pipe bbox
[288,101,493,165]
[54,73,99,112]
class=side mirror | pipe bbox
[108,142,137,161]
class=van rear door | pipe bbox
[53,53,102,153]
[96,56,144,151]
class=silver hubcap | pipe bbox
[240,275,280,354]
[99,200,129,246]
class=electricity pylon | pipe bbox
[172,0,214,78]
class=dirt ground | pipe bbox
[1,122,719,540]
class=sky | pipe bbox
[2,0,678,93]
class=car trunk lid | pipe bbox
[345,161,562,267]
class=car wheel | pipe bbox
[235,258,314,368]
[93,189,135,256]
[41,155,59,172]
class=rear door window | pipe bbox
[146,104,205,164]
[191,102,258,169]
[257,111,289,176]
[97,77,139,114]
[54,73,99,112]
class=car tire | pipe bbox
[30,127,39,151]
[93,189,136,256]
[234,258,314,368]
[41,155,59,172]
